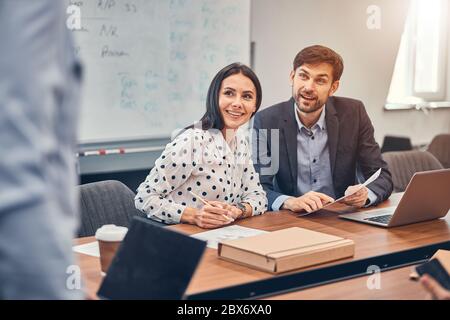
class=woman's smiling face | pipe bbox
[218,72,257,131]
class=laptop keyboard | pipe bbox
[364,214,393,224]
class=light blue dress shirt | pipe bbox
[272,103,377,211]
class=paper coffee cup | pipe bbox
[95,224,128,274]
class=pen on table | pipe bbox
[188,191,234,222]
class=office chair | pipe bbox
[427,134,450,168]
[382,150,443,192]
[77,180,164,237]
[380,135,413,153]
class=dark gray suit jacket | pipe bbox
[252,97,393,210]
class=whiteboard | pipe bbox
[73,0,250,143]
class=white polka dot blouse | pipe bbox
[135,128,268,224]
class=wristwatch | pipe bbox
[236,202,247,218]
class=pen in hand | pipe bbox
[188,191,234,223]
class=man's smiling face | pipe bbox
[290,62,339,113]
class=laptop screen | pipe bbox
[97,216,206,299]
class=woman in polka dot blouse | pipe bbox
[135,63,268,228]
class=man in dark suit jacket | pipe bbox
[253,45,393,213]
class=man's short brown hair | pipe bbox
[293,45,344,81]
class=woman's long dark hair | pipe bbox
[188,62,262,131]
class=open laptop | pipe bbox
[97,216,206,299]
[339,169,450,228]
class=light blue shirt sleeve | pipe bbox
[365,188,378,207]
[272,195,292,211]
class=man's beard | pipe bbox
[294,90,326,114]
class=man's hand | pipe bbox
[342,184,369,208]
[420,274,450,300]
[281,191,334,213]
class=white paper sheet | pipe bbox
[191,225,268,249]
[298,168,382,217]
[72,241,100,257]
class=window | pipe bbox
[386,0,448,109]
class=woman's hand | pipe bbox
[208,201,243,220]
[181,205,234,229]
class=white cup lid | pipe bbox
[95,224,128,242]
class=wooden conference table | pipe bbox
[74,193,450,299]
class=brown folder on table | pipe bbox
[218,227,355,273]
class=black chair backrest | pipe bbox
[381,135,413,153]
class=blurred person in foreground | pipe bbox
[0,0,83,299]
